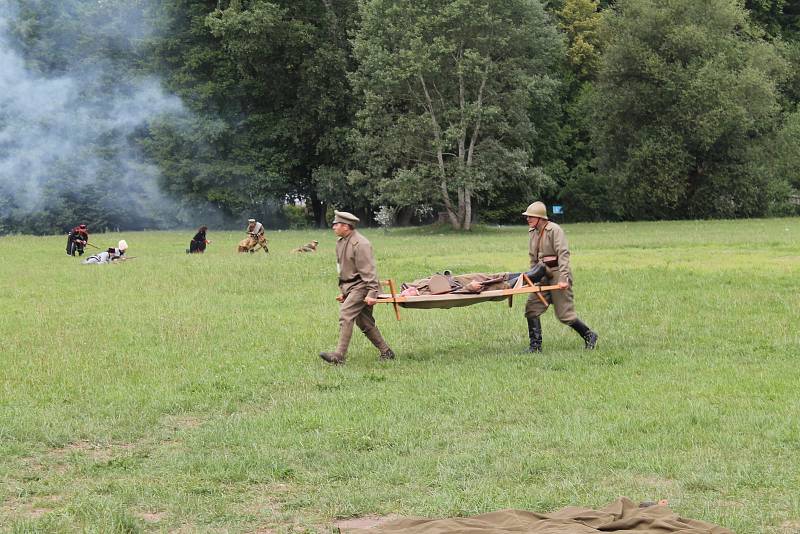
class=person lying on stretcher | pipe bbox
[400,264,547,296]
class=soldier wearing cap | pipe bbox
[239,218,268,253]
[522,201,598,351]
[320,211,395,364]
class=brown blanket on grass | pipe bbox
[338,497,732,534]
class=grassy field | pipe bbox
[1,219,799,533]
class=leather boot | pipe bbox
[319,351,345,364]
[364,327,394,361]
[525,264,547,283]
[569,319,598,349]
[320,321,354,364]
[508,264,548,287]
[526,316,542,353]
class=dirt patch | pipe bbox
[162,415,205,431]
[334,515,401,530]
[0,498,54,520]
[137,511,165,523]
[244,483,291,516]
[779,520,800,533]
[48,440,136,463]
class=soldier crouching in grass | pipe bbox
[320,211,395,365]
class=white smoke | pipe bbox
[0,1,186,229]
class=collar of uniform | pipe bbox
[528,222,550,233]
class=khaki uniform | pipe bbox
[239,221,268,252]
[333,230,389,357]
[292,241,318,253]
[524,221,578,324]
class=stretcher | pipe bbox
[375,273,563,320]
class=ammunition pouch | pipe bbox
[542,255,558,268]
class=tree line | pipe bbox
[2,0,799,234]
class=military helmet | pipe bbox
[522,201,548,219]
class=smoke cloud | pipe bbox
[0,1,188,233]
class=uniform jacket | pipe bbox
[336,230,380,298]
[69,227,89,242]
[248,222,264,236]
[528,221,571,285]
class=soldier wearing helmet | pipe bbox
[522,201,598,351]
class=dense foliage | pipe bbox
[1,0,799,234]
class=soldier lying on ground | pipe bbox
[292,240,319,253]
[82,240,128,264]
[400,265,547,296]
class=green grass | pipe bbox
[1,219,799,533]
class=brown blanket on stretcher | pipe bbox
[405,272,511,295]
[338,497,732,533]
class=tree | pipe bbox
[1,0,187,234]
[558,0,603,80]
[350,0,564,230]
[586,0,789,219]
[204,0,359,227]
[142,0,284,227]
[745,0,800,40]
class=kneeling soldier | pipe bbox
[320,211,394,364]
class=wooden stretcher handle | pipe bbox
[386,279,401,321]
[523,274,549,306]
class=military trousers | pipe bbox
[524,276,578,324]
[336,286,389,356]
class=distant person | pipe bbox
[66,224,89,256]
[319,211,394,365]
[237,218,268,253]
[187,226,210,253]
[82,240,128,264]
[522,201,598,352]
[292,240,319,253]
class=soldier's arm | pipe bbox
[552,227,571,286]
[356,241,380,299]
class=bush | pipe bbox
[283,204,311,229]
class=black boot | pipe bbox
[569,319,598,349]
[525,264,547,283]
[526,316,542,353]
[508,264,548,287]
